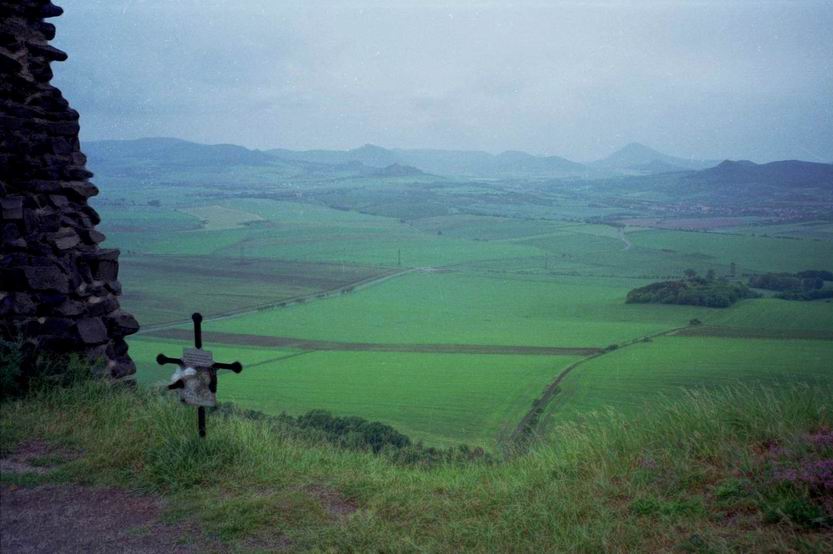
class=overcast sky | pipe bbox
[52,0,833,162]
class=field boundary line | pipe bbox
[673,325,833,341]
[136,267,414,334]
[143,329,604,357]
[506,325,688,450]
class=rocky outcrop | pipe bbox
[1,0,138,380]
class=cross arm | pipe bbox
[156,353,184,367]
[157,353,186,390]
[212,361,243,373]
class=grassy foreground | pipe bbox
[2,383,832,552]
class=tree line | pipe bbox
[748,270,833,301]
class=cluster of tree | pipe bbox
[626,277,757,308]
[216,404,493,466]
[748,269,833,301]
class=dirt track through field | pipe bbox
[508,325,686,448]
[673,325,833,341]
[146,329,603,357]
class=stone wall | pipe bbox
[1,0,139,380]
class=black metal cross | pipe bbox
[156,313,243,438]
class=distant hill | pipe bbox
[268,145,399,174]
[268,144,401,169]
[83,138,831,192]
[270,144,588,178]
[686,159,833,188]
[586,156,833,207]
[487,150,587,176]
[84,138,390,182]
[591,142,717,173]
[627,159,689,174]
[86,137,275,169]
[371,163,426,177]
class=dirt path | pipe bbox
[508,326,685,447]
[0,441,355,553]
[145,329,603,357]
[674,325,833,341]
[1,485,221,554]
[0,441,227,554]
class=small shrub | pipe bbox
[0,340,95,400]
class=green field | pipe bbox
[629,229,833,274]
[119,255,388,327]
[218,350,582,448]
[198,272,708,348]
[129,336,581,448]
[92,171,833,450]
[178,205,265,230]
[546,336,833,426]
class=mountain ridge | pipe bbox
[83,138,830,187]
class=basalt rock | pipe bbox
[1,0,138,381]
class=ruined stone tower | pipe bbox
[1,1,139,381]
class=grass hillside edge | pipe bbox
[2,381,831,551]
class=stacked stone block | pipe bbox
[1,0,138,380]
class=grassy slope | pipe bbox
[2,384,831,552]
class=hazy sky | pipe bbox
[52,0,833,162]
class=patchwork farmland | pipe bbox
[86,155,833,451]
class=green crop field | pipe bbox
[199,271,709,348]
[546,336,833,426]
[96,171,832,451]
[717,220,833,241]
[178,205,265,230]
[704,298,833,330]
[217,350,583,448]
[628,229,833,274]
[128,336,581,448]
[118,255,388,327]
